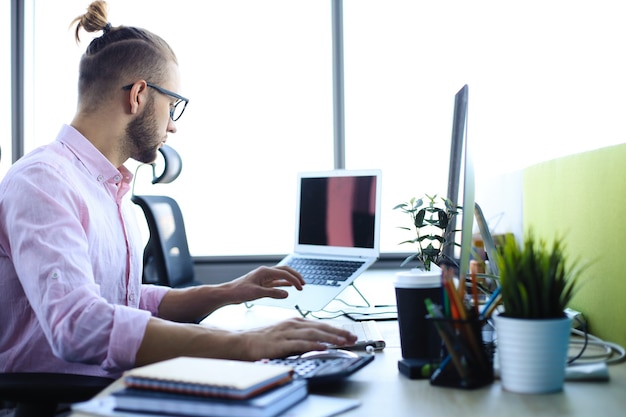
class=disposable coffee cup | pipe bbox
[394,267,442,360]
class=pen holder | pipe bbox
[427,316,495,389]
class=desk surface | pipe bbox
[71,270,626,417]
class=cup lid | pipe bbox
[394,267,442,288]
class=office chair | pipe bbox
[132,145,203,288]
[0,373,114,417]
[0,144,113,417]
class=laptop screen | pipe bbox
[294,170,382,256]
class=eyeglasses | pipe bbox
[122,82,189,121]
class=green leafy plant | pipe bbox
[496,231,586,319]
[393,194,460,271]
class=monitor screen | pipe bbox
[443,84,476,283]
[297,172,379,250]
[443,84,470,265]
[458,116,476,284]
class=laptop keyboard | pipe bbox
[286,258,365,287]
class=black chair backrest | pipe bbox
[131,194,196,288]
[132,145,201,288]
[150,144,182,185]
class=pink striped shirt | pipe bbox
[0,125,169,378]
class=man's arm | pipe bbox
[134,316,357,366]
[135,265,356,366]
[156,265,306,323]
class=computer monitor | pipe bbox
[444,85,498,279]
[457,116,476,284]
[443,84,469,266]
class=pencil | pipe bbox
[445,273,467,321]
[440,266,451,317]
[471,271,479,316]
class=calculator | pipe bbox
[258,349,375,386]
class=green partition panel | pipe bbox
[523,143,626,348]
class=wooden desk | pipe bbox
[71,270,626,417]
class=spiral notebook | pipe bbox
[122,357,294,400]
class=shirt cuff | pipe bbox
[139,284,170,316]
[102,305,152,372]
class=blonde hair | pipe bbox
[70,1,178,111]
[70,0,109,44]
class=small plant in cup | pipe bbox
[393,194,460,271]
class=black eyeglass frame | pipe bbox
[122,82,189,122]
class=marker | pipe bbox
[424,298,443,318]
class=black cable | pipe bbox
[568,316,589,365]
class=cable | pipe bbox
[294,305,310,318]
[569,339,612,361]
[309,306,397,321]
[568,327,626,365]
[567,318,589,365]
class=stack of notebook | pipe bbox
[83,357,308,417]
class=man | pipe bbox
[0,1,355,379]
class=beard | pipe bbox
[124,97,164,164]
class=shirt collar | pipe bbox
[56,124,134,186]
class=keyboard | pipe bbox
[337,321,386,351]
[286,258,365,287]
[259,350,374,386]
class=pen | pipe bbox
[430,354,452,381]
[481,293,502,319]
[431,320,469,380]
[448,270,489,369]
[479,286,502,319]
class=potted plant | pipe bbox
[493,231,586,394]
[392,195,461,366]
[393,194,460,272]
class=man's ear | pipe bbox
[127,80,148,115]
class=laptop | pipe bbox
[252,169,382,313]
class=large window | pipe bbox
[343,0,626,248]
[23,0,626,258]
[28,1,333,257]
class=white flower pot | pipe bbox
[494,314,572,394]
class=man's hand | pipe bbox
[158,265,305,322]
[228,265,306,304]
[136,316,358,367]
[238,317,358,361]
